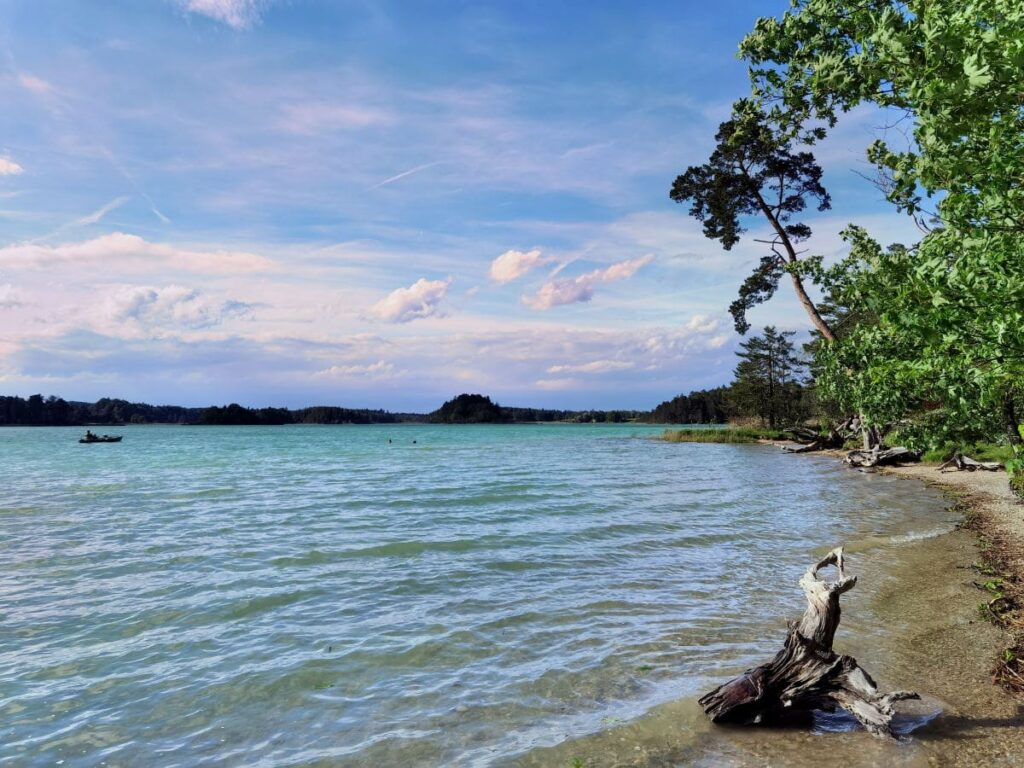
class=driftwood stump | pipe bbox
[699,548,918,737]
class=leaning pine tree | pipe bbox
[670,102,835,341]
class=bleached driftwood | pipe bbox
[783,440,825,453]
[783,416,862,454]
[698,548,918,737]
[937,452,1003,472]
[844,446,919,468]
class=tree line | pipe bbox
[0,396,424,426]
[427,393,645,424]
[0,393,647,427]
[647,326,813,427]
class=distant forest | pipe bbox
[1,392,701,426]
[428,393,644,424]
[0,395,424,427]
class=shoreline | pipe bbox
[519,443,1024,767]
[763,439,1024,697]
[778,444,1024,759]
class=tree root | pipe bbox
[698,548,919,737]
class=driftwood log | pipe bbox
[844,446,919,468]
[937,452,1003,472]
[783,417,861,454]
[699,548,918,737]
[783,440,827,453]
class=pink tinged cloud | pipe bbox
[0,233,273,273]
[369,277,451,323]
[279,102,394,134]
[17,74,54,95]
[0,157,24,176]
[522,254,654,310]
[488,248,553,284]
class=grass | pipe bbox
[661,426,789,443]
[919,441,1016,464]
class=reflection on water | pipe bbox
[0,424,954,766]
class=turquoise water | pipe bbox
[0,424,949,766]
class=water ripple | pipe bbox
[0,424,949,767]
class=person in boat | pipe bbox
[85,430,95,440]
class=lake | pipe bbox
[0,424,950,766]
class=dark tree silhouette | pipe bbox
[670,105,835,340]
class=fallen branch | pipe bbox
[937,452,1003,472]
[698,548,918,737]
[844,446,919,468]
[788,427,822,444]
[783,440,824,453]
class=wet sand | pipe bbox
[514,457,1024,767]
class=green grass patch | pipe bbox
[919,441,1015,464]
[661,426,788,443]
[1011,472,1024,501]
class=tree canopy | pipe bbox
[677,0,1024,460]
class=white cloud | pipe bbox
[0,283,23,309]
[0,157,24,177]
[523,254,654,310]
[369,277,451,323]
[489,248,555,284]
[546,360,634,375]
[684,314,719,333]
[106,285,252,330]
[535,377,582,391]
[180,0,268,28]
[0,233,273,273]
[316,360,402,379]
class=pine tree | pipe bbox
[730,326,806,428]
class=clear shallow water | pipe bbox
[0,424,950,767]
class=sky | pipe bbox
[0,0,919,411]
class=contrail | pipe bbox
[373,161,441,189]
[29,195,131,243]
[99,146,171,224]
[75,195,131,226]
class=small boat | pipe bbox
[79,434,123,443]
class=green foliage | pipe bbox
[735,0,1024,458]
[919,442,1014,464]
[1010,471,1024,501]
[661,426,787,443]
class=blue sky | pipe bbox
[0,0,918,410]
